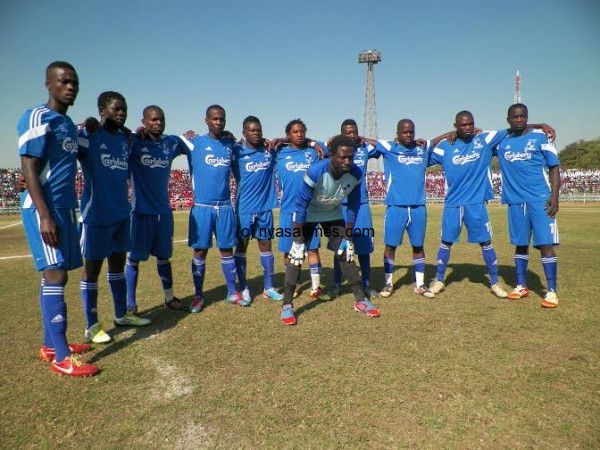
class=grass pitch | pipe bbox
[0,204,598,448]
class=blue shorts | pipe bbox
[441,203,492,244]
[508,202,559,247]
[341,203,374,254]
[383,205,427,247]
[130,212,174,261]
[237,210,274,241]
[22,208,82,272]
[277,212,320,253]
[79,218,131,260]
[188,203,236,249]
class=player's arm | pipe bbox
[529,123,555,141]
[21,156,59,247]
[429,131,456,148]
[344,179,361,239]
[545,165,560,217]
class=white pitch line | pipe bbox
[0,222,22,230]
[174,239,187,243]
[0,255,31,260]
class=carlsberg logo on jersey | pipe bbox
[452,152,480,165]
[397,155,423,165]
[285,162,310,172]
[205,155,230,167]
[141,154,170,168]
[61,137,78,155]
[504,151,533,162]
[101,154,128,170]
[245,160,271,172]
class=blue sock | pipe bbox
[358,254,370,289]
[234,252,247,291]
[436,243,451,282]
[333,257,342,286]
[260,251,275,290]
[108,272,127,319]
[41,283,70,362]
[482,244,499,285]
[80,280,99,329]
[157,259,173,290]
[542,256,558,292]
[125,258,139,310]
[221,255,238,295]
[515,254,529,286]
[40,278,52,347]
[191,257,205,296]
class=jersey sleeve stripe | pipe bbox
[377,140,392,151]
[484,130,498,144]
[303,173,316,188]
[433,146,444,156]
[180,136,194,151]
[18,123,50,149]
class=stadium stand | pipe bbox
[2,167,600,214]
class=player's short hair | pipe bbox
[397,118,415,129]
[285,119,306,134]
[46,61,76,78]
[328,135,355,155]
[206,104,225,117]
[340,119,357,131]
[508,103,528,117]
[455,110,473,122]
[243,115,261,129]
[97,91,126,110]
[143,105,164,117]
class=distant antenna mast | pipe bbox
[514,70,521,103]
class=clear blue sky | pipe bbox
[1,0,598,169]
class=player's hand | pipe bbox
[447,131,458,144]
[270,138,287,150]
[313,142,326,159]
[80,117,100,135]
[415,138,427,147]
[17,175,27,192]
[539,123,556,142]
[545,195,559,217]
[474,127,483,135]
[39,215,60,248]
[183,130,197,141]
[136,126,151,140]
[289,242,306,266]
[337,239,355,262]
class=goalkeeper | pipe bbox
[280,135,380,325]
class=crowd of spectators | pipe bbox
[2,167,600,211]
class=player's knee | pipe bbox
[441,240,453,247]
[412,246,423,254]
[480,240,491,247]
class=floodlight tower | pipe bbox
[358,49,382,171]
[514,70,522,104]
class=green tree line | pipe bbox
[559,138,600,169]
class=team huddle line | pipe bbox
[19,61,561,377]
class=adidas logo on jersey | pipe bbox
[504,144,511,150]
[100,143,108,150]
[453,149,460,153]
[51,314,65,324]
[205,146,212,151]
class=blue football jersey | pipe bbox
[374,140,434,206]
[18,105,79,209]
[341,142,377,205]
[274,146,320,213]
[232,143,277,214]
[430,130,507,206]
[295,159,362,224]
[494,129,560,204]
[130,134,189,214]
[78,127,131,225]
[183,134,234,203]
